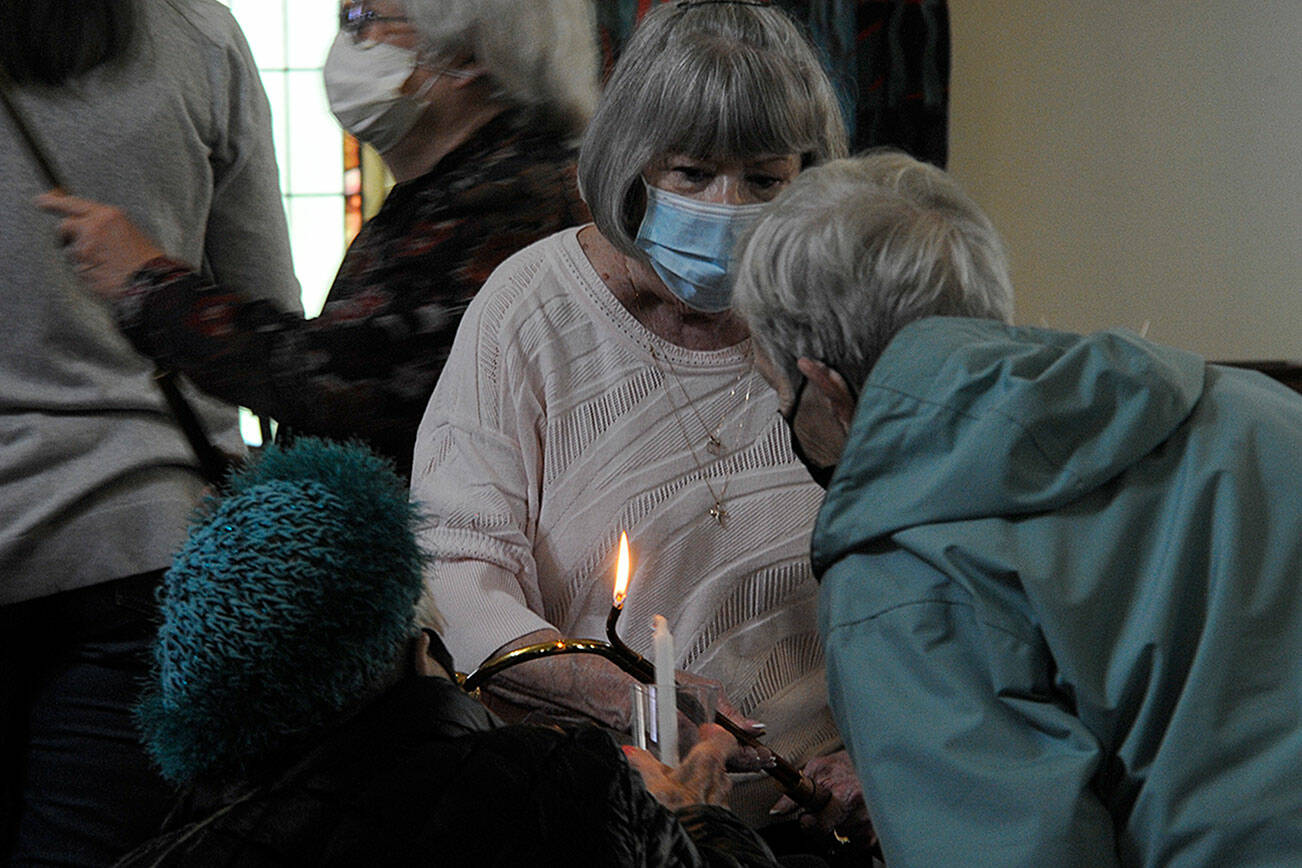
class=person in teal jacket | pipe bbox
[732,150,1302,866]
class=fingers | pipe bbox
[622,744,665,782]
[672,724,732,807]
[695,722,734,755]
[623,745,694,811]
[677,705,769,772]
[714,697,767,738]
[725,739,774,773]
[33,194,165,297]
[802,751,864,810]
[33,189,97,217]
[769,794,797,818]
[770,783,843,831]
[676,724,729,779]
[712,689,745,723]
[792,751,877,848]
[802,789,850,833]
[765,750,878,849]
[671,668,767,738]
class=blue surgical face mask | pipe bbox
[634,182,768,313]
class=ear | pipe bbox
[796,357,856,431]
[411,631,447,679]
[445,53,487,88]
[448,68,486,88]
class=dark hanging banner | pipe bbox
[595,0,951,167]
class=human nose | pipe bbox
[699,173,761,206]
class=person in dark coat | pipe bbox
[119,438,780,867]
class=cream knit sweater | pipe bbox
[413,227,839,766]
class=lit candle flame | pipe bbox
[613,531,630,609]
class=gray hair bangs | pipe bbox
[405,0,599,140]
[735,150,1014,393]
[580,2,848,258]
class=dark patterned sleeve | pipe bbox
[114,250,478,478]
[117,255,308,426]
[112,147,588,476]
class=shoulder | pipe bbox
[458,227,593,348]
[150,0,248,52]
[358,724,650,861]
[407,130,585,241]
[376,723,637,817]
[406,725,652,850]
[138,0,261,110]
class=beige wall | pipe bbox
[949,2,1301,360]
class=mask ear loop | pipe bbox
[410,68,439,103]
[410,50,479,103]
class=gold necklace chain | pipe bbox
[660,345,753,454]
[646,340,756,527]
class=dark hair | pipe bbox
[0,0,137,85]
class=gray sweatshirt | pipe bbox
[0,0,301,603]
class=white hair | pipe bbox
[579,1,848,260]
[734,150,1015,392]
[405,0,599,140]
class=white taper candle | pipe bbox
[651,614,678,766]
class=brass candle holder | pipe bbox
[459,532,825,810]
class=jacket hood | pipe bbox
[811,318,1206,575]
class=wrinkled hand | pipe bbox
[34,190,166,298]
[670,668,773,772]
[771,750,875,848]
[625,723,735,811]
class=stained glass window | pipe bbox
[214,2,354,444]
[217,0,345,318]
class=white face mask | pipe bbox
[323,32,427,154]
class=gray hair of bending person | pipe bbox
[405,0,599,140]
[579,1,848,260]
[734,150,1015,393]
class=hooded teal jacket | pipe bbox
[811,317,1302,868]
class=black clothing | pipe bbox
[118,677,778,867]
[2,571,175,866]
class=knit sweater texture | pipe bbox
[413,228,838,772]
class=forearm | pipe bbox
[115,260,447,462]
[477,628,640,730]
[116,258,303,417]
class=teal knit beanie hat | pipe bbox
[138,438,427,784]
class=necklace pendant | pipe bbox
[709,502,727,526]
[706,434,723,455]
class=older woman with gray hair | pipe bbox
[413,0,871,852]
[40,0,597,477]
[735,150,1302,866]
[736,148,1013,485]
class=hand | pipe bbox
[624,723,734,811]
[34,190,167,298]
[770,750,875,849]
[670,668,772,772]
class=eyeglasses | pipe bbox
[338,1,408,42]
